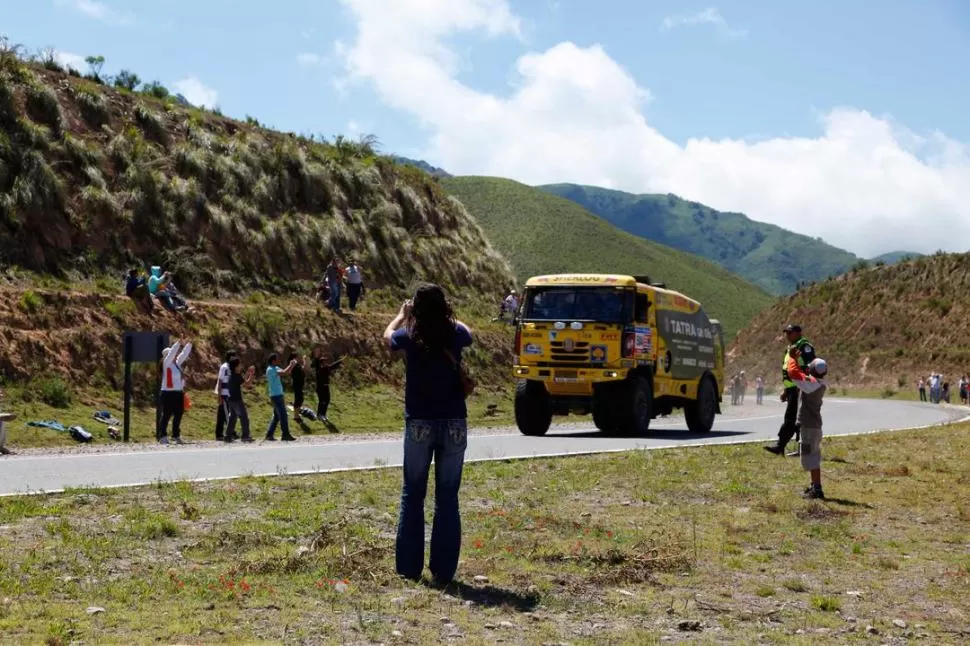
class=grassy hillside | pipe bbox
[442,176,774,339]
[540,184,861,295]
[729,252,970,389]
[0,53,511,295]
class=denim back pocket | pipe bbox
[444,419,468,450]
[407,419,433,444]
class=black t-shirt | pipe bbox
[314,357,339,388]
[228,373,244,402]
[291,363,305,390]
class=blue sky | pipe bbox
[4,0,970,255]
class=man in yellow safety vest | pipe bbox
[765,324,816,455]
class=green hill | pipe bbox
[442,176,774,339]
[729,252,970,388]
[539,184,861,295]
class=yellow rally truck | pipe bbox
[512,274,725,436]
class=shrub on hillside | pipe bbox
[242,306,285,348]
[25,83,63,137]
[18,290,43,314]
[74,88,110,127]
[134,104,169,145]
[25,375,73,408]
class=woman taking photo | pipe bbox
[383,284,473,585]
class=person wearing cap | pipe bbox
[765,324,816,456]
[787,356,828,499]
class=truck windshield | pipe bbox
[523,287,634,323]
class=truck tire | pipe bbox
[618,376,652,435]
[685,376,717,433]
[515,380,552,436]
[592,390,620,434]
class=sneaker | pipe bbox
[281,435,297,442]
[173,438,185,445]
[241,436,254,443]
[803,485,825,500]
[0,446,14,455]
[158,437,169,445]
[763,445,784,455]
[264,435,277,442]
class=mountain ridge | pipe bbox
[539,183,865,295]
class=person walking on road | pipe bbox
[265,353,298,442]
[765,324,816,456]
[225,358,256,443]
[158,339,192,445]
[383,284,473,585]
[345,260,365,311]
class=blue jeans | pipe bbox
[266,395,291,438]
[328,281,342,311]
[396,418,467,584]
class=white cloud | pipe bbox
[336,0,970,258]
[662,7,747,39]
[54,50,87,71]
[297,52,327,67]
[57,0,135,26]
[172,77,219,108]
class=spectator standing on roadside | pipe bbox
[213,350,236,441]
[930,373,941,404]
[312,347,342,422]
[325,258,344,312]
[225,359,256,443]
[756,375,764,405]
[383,284,473,585]
[345,260,365,311]
[787,356,829,499]
[765,324,816,456]
[0,389,16,455]
[288,351,306,421]
[265,353,298,442]
[158,339,192,445]
[917,377,927,402]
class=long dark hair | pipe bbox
[406,284,456,352]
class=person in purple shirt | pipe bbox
[383,284,473,585]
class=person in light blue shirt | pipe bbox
[265,353,298,441]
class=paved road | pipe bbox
[0,399,964,495]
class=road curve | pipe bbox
[0,398,964,496]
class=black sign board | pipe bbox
[122,331,170,442]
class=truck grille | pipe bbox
[549,341,590,363]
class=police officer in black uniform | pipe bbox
[765,324,816,455]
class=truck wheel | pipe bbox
[685,376,717,433]
[515,380,552,436]
[619,376,652,435]
[592,390,619,434]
